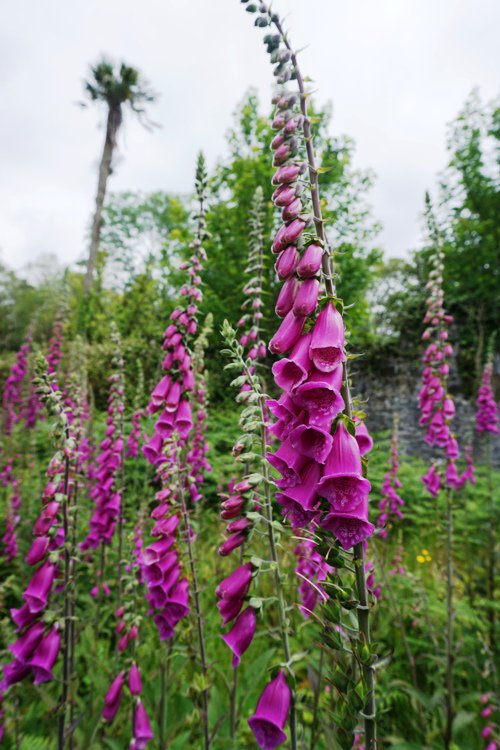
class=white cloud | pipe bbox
[0,0,498,271]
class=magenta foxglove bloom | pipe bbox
[476,362,499,434]
[102,671,125,723]
[128,663,142,696]
[271,332,313,392]
[132,700,154,749]
[310,303,346,372]
[248,671,291,750]
[275,277,299,318]
[422,463,441,498]
[221,606,257,667]
[27,627,61,684]
[321,497,375,550]
[293,279,320,317]
[297,244,323,278]
[354,420,374,456]
[294,539,332,617]
[317,421,371,513]
[216,563,253,603]
[269,310,306,355]
[292,367,344,421]
[23,560,56,614]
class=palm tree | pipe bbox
[83,59,156,294]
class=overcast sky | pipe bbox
[0,0,498,274]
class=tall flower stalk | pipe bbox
[81,329,125,603]
[418,196,469,749]
[240,3,376,745]
[220,320,297,750]
[475,356,499,653]
[0,355,77,749]
[142,153,211,748]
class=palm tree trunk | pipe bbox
[84,106,120,294]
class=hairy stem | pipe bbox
[179,480,210,750]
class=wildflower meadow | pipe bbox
[0,2,498,749]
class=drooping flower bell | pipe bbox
[248,671,291,750]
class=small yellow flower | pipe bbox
[422,549,429,555]
[416,555,425,564]
[425,554,432,562]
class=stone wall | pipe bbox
[352,357,500,466]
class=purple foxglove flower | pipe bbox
[272,333,312,392]
[293,368,344,421]
[267,440,308,487]
[26,535,50,566]
[151,376,171,407]
[174,399,193,437]
[293,278,320,317]
[282,197,302,222]
[218,531,246,557]
[11,603,37,631]
[354,420,373,456]
[0,659,31,690]
[153,613,175,641]
[142,432,163,464]
[226,517,252,534]
[272,224,290,254]
[272,164,302,186]
[317,421,371,511]
[276,461,322,528]
[445,437,459,459]
[248,671,291,750]
[23,560,56,613]
[282,218,306,245]
[217,596,246,625]
[221,606,257,667]
[165,380,181,412]
[102,671,125,722]
[321,497,375,550]
[275,277,299,318]
[310,303,346,372]
[28,627,61,684]
[220,495,246,520]
[272,184,298,207]
[422,463,441,497]
[269,311,305,355]
[9,621,45,662]
[216,563,253,602]
[289,423,333,464]
[133,700,154,748]
[442,397,455,420]
[445,460,463,490]
[284,115,303,133]
[128,662,142,696]
[275,246,300,280]
[297,244,323,278]
[271,133,286,150]
[163,578,190,618]
[273,142,292,166]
